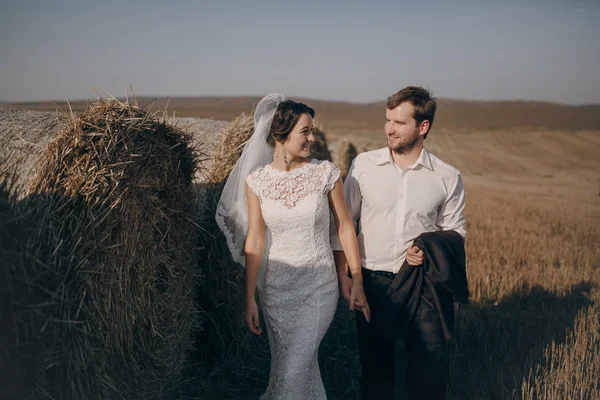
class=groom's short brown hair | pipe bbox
[387,86,437,139]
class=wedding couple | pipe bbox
[216,86,468,400]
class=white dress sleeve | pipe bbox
[324,161,341,193]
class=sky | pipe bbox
[1,0,599,105]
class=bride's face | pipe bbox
[283,113,315,158]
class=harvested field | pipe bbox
[2,105,599,399]
[9,96,600,133]
[189,123,600,399]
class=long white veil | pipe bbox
[215,93,286,289]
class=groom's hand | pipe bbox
[406,245,424,266]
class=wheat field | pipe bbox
[199,128,600,399]
[2,103,598,399]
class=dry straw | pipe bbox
[1,98,199,399]
[193,112,254,366]
[0,172,41,400]
[335,138,359,180]
[0,108,63,193]
[310,125,332,161]
[206,112,254,184]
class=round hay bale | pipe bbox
[335,138,359,180]
[192,113,254,365]
[4,98,199,399]
[0,173,43,400]
[310,125,332,161]
[0,108,63,194]
[205,112,254,184]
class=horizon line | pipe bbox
[4,94,600,108]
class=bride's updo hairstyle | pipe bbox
[266,100,315,147]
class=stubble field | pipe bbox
[2,99,599,399]
[203,127,600,399]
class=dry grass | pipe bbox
[310,126,332,161]
[335,138,358,180]
[2,101,599,399]
[192,127,600,399]
[205,112,254,184]
[195,182,600,400]
[0,109,63,193]
[448,186,600,400]
[187,113,255,379]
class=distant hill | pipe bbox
[5,96,600,133]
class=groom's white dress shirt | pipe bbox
[330,147,466,273]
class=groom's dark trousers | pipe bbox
[355,231,469,400]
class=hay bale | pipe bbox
[191,113,254,365]
[0,173,43,400]
[206,112,254,184]
[0,108,63,194]
[310,125,332,161]
[2,98,199,399]
[335,138,359,180]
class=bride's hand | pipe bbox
[349,279,371,322]
[245,299,262,335]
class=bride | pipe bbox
[216,93,370,399]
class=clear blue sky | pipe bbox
[1,0,599,104]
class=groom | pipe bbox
[331,86,466,400]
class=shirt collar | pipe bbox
[376,148,394,166]
[413,147,434,171]
[376,147,434,171]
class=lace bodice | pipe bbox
[246,159,340,209]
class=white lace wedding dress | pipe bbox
[246,159,340,400]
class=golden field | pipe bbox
[200,126,599,399]
[2,97,599,399]
[8,96,600,134]
[188,100,600,399]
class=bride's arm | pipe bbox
[329,178,361,282]
[329,178,370,321]
[244,183,265,335]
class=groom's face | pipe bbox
[385,102,422,154]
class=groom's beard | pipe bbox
[389,130,420,155]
